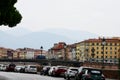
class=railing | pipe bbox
[0,59,82,67]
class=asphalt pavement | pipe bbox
[0,71,118,80]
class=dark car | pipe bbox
[40,66,51,75]
[81,68,105,80]
[75,66,92,80]
[6,63,16,72]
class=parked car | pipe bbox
[48,66,56,76]
[19,67,25,73]
[74,66,92,80]
[52,66,67,77]
[64,67,78,80]
[81,68,105,80]
[0,64,7,71]
[5,63,16,72]
[40,66,51,75]
[24,65,37,73]
[0,64,4,71]
[15,65,25,72]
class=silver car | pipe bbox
[25,65,37,73]
[64,67,78,80]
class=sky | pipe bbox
[0,0,120,37]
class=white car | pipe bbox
[15,65,25,72]
[25,65,37,73]
[0,64,7,71]
[64,67,78,80]
[48,66,56,76]
[0,64,4,70]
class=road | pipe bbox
[0,71,64,80]
[0,71,117,80]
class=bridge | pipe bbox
[0,59,82,67]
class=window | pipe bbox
[110,56,112,58]
[97,47,99,49]
[106,56,107,58]
[110,43,112,46]
[101,51,103,54]
[110,60,112,62]
[110,47,112,50]
[110,51,112,54]
[101,47,103,49]
[96,43,99,45]
[97,51,99,54]
[106,52,107,54]
[106,47,108,50]
[106,43,108,46]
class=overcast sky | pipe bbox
[1,0,120,37]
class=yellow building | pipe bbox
[76,43,81,61]
[83,37,120,63]
[0,47,8,59]
[76,42,87,62]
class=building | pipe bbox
[0,47,7,59]
[77,37,120,63]
[76,41,88,62]
[67,44,76,61]
[48,42,67,60]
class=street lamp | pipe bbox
[64,44,67,60]
[91,47,95,62]
[101,37,106,69]
[85,48,89,62]
[40,46,43,56]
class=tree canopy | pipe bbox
[0,0,22,27]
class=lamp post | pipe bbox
[118,48,120,80]
[91,47,95,62]
[64,44,67,61]
[101,37,106,69]
[40,46,43,56]
[85,48,89,62]
[118,48,120,68]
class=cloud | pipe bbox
[8,0,119,37]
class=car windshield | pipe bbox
[58,67,66,69]
[70,69,78,71]
[30,66,36,68]
[89,69,102,75]
[16,66,23,68]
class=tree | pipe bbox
[0,0,22,27]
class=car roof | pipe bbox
[68,67,78,69]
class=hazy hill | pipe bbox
[0,28,98,50]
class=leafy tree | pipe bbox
[0,0,22,27]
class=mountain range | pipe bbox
[0,28,98,50]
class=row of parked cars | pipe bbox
[40,65,106,80]
[0,63,106,80]
[0,63,37,73]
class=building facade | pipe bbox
[48,42,66,60]
[78,37,120,63]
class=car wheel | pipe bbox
[81,77,86,80]
[74,76,78,80]
[64,75,66,79]
[66,76,70,80]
